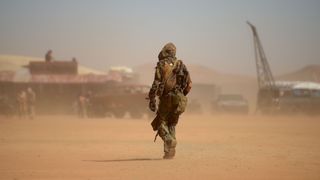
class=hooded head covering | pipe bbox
[158,42,176,60]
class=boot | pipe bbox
[163,139,177,159]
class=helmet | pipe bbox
[158,42,176,60]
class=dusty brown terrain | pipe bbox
[1,114,320,180]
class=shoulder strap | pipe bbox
[163,60,181,84]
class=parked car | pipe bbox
[212,94,249,114]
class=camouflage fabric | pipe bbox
[149,42,192,159]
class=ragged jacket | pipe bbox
[148,43,192,101]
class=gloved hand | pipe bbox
[149,99,156,112]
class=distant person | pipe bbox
[85,91,93,117]
[45,50,53,62]
[72,57,77,63]
[77,94,88,118]
[148,43,192,159]
[26,87,36,119]
[17,90,27,119]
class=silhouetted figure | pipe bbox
[45,50,53,62]
[17,90,27,119]
[26,87,36,119]
[77,94,88,118]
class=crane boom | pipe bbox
[247,21,276,90]
[247,21,278,113]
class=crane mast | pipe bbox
[247,21,276,90]
[247,21,278,113]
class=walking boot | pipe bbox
[163,139,177,159]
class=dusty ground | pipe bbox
[0,114,320,180]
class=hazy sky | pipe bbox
[0,0,319,75]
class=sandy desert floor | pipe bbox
[0,114,320,180]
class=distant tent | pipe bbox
[293,82,320,90]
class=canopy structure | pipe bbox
[293,82,320,90]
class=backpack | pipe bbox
[162,60,188,115]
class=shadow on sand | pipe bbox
[83,158,163,163]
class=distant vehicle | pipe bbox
[186,99,202,114]
[88,85,153,119]
[187,83,219,113]
[278,82,320,115]
[212,94,249,114]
